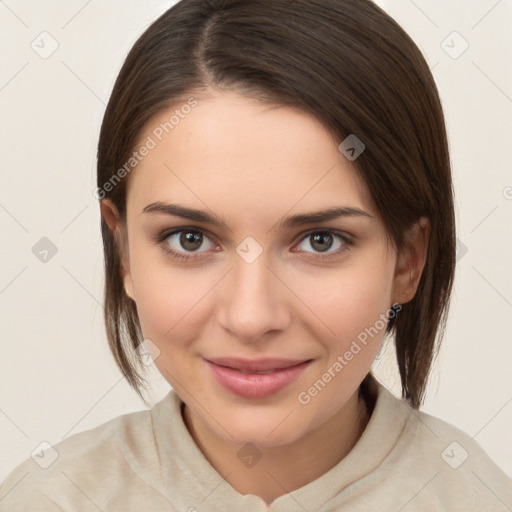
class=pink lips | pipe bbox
[205,357,312,399]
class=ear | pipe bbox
[100,199,135,301]
[391,217,430,305]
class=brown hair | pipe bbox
[97,0,456,409]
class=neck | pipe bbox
[182,382,373,505]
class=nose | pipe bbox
[216,252,292,344]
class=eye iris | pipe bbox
[311,233,333,252]
[180,231,202,251]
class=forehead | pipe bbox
[126,90,375,220]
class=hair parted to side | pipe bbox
[97,0,456,409]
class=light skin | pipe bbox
[101,89,429,504]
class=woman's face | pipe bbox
[103,90,419,447]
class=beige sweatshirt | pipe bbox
[1,378,510,511]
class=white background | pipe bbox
[1,0,511,482]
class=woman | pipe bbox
[1,0,510,510]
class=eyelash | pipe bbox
[153,227,353,262]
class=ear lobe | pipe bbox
[391,217,430,305]
[100,199,135,301]
[100,199,120,235]
[122,269,135,301]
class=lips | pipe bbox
[205,357,311,373]
[205,357,313,399]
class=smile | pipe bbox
[204,357,313,399]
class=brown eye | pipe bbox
[159,228,217,259]
[293,230,352,260]
[179,231,203,251]
[309,233,334,252]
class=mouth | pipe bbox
[204,357,314,399]
[205,357,313,373]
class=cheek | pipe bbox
[128,244,217,342]
[289,256,394,352]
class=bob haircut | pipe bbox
[97,0,456,409]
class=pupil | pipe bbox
[181,231,202,251]
[311,233,332,252]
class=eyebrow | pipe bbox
[141,201,373,230]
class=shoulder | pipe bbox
[0,402,162,511]
[376,384,512,511]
